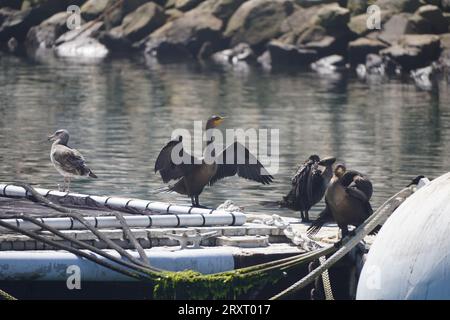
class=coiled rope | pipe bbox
[270,187,414,300]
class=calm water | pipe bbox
[1,53,449,217]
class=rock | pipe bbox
[277,4,356,58]
[55,21,103,46]
[279,4,321,40]
[348,13,370,36]
[346,0,369,16]
[296,23,356,57]
[443,0,450,12]
[348,11,393,37]
[0,0,75,42]
[348,37,388,65]
[266,40,317,66]
[101,2,166,49]
[224,0,294,48]
[410,63,440,90]
[439,33,450,65]
[373,0,421,13]
[406,14,433,34]
[310,54,347,74]
[444,12,450,30]
[378,13,413,45]
[415,5,448,34]
[313,3,350,29]
[211,42,255,64]
[175,0,203,11]
[212,0,247,21]
[380,34,441,70]
[0,0,23,9]
[257,50,271,69]
[25,11,70,52]
[165,8,184,21]
[7,36,18,52]
[54,19,108,60]
[55,36,109,59]
[145,7,223,59]
[80,0,149,27]
[356,53,385,80]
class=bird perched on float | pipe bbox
[154,115,273,207]
[48,129,97,192]
[279,155,336,222]
[307,163,375,237]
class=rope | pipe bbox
[13,183,159,271]
[0,288,17,301]
[270,187,414,300]
[319,256,334,300]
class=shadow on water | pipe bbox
[1,52,450,218]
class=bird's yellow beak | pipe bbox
[213,117,225,126]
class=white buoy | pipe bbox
[357,173,450,299]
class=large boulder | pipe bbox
[439,33,450,65]
[279,4,321,39]
[101,2,166,49]
[443,0,450,12]
[346,0,369,16]
[25,11,70,52]
[175,0,203,11]
[407,5,449,34]
[312,2,350,29]
[378,13,413,45]
[278,3,355,58]
[211,42,255,64]
[55,36,108,59]
[224,0,294,48]
[0,0,80,42]
[144,7,223,59]
[55,20,103,46]
[380,34,441,70]
[348,37,388,65]
[211,0,247,21]
[267,39,317,65]
[0,0,23,9]
[54,21,108,59]
[80,0,149,27]
[348,11,393,37]
[373,0,421,13]
[295,4,356,57]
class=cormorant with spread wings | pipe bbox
[154,116,273,207]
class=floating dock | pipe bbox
[0,180,418,300]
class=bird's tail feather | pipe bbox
[149,185,174,194]
[88,170,98,178]
[306,219,325,237]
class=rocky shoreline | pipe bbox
[1,0,450,86]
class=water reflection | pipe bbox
[0,53,449,217]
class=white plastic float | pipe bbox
[0,211,246,233]
[0,183,231,216]
[0,248,235,281]
[357,172,450,299]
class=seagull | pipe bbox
[48,129,97,191]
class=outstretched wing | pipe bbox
[154,137,199,183]
[53,145,88,176]
[210,141,273,185]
